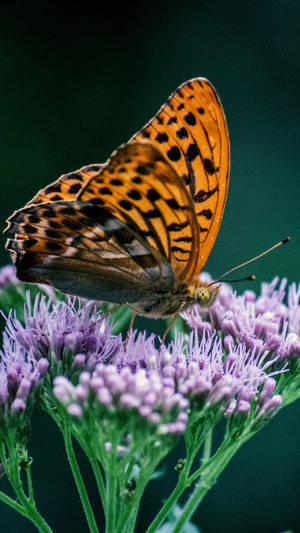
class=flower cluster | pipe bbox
[1,272,299,447]
[0,339,48,434]
[3,292,122,379]
[53,326,285,446]
[183,274,300,361]
[54,363,188,437]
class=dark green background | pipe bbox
[0,2,300,532]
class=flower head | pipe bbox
[0,339,48,436]
[183,275,300,363]
[3,292,122,379]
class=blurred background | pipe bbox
[0,1,299,531]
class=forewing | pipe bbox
[78,142,199,280]
[133,77,230,277]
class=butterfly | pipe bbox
[5,78,230,320]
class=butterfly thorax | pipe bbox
[129,279,220,319]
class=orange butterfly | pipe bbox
[5,78,229,320]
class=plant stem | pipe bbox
[105,439,118,533]
[146,475,187,533]
[171,439,245,533]
[74,430,106,506]
[62,421,99,533]
[201,427,213,464]
[145,428,206,533]
[89,455,106,505]
[0,491,29,519]
[25,463,34,504]
[2,439,53,533]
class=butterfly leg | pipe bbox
[124,311,137,348]
[160,313,179,348]
[160,302,188,348]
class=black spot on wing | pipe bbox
[197,209,213,219]
[176,127,188,139]
[127,189,142,201]
[193,185,219,203]
[173,236,192,243]
[51,195,63,201]
[119,200,133,211]
[46,241,62,251]
[131,176,143,184]
[65,172,83,181]
[45,183,61,194]
[186,143,200,162]
[68,183,82,194]
[143,207,160,218]
[23,224,37,234]
[45,229,61,239]
[184,112,196,125]
[24,238,38,249]
[99,187,113,195]
[147,189,160,202]
[156,132,168,143]
[167,146,181,161]
[203,158,216,175]
[167,221,189,231]
[135,165,150,175]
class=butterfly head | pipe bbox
[187,279,220,310]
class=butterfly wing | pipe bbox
[23,164,104,206]
[6,199,174,302]
[133,77,230,279]
[12,163,104,256]
[78,142,199,280]
[5,77,229,310]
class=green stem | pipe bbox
[3,439,53,533]
[73,430,106,506]
[171,439,245,533]
[62,421,99,533]
[201,427,213,464]
[145,427,207,533]
[0,490,29,519]
[105,438,118,533]
[25,463,34,504]
[89,455,106,506]
[11,471,53,532]
[126,473,153,533]
[146,474,187,533]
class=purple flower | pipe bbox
[0,265,18,288]
[183,274,300,363]
[0,340,48,433]
[54,322,285,443]
[54,362,188,440]
[3,292,123,378]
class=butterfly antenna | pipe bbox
[212,237,290,284]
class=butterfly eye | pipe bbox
[192,284,220,308]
